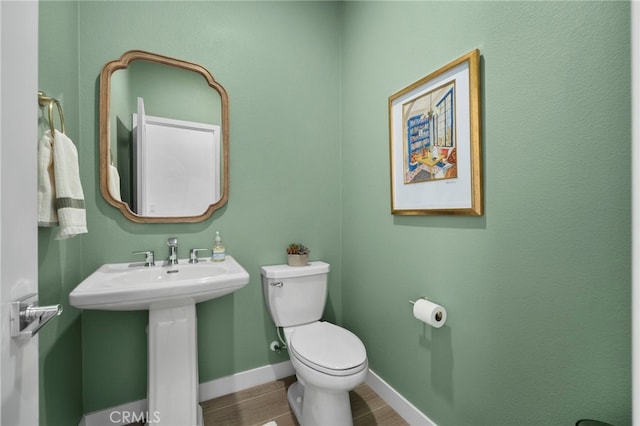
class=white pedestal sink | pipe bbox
[69,256,250,425]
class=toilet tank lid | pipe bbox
[261,261,329,279]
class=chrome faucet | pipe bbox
[167,237,178,265]
[189,248,209,264]
[132,250,155,267]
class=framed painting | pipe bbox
[388,49,482,216]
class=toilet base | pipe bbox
[287,380,354,426]
[287,381,304,422]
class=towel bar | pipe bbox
[38,91,65,134]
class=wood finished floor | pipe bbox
[201,375,409,426]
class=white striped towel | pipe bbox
[38,130,57,227]
[38,129,87,239]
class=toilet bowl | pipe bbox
[261,262,368,426]
[285,322,368,426]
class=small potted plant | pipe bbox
[287,243,309,267]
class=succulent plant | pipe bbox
[287,243,309,255]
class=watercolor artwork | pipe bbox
[402,81,456,185]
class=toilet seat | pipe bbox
[289,322,367,377]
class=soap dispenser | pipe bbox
[212,231,226,262]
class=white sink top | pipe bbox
[69,255,249,311]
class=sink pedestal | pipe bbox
[148,304,202,425]
[69,256,250,425]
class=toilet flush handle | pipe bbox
[270,281,283,287]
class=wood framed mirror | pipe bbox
[99,50,229,223]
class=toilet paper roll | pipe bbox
[413,298,447,328]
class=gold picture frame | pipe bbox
[388,49,482,216]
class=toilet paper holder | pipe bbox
[409,297,444,322]
[409,296,430,305]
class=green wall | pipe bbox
[341,1,630,425]
[38,2,84,425]
[38,0,342,422]
[79,0,343,413]
[37,1,630,425]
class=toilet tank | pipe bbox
[261,261,330,327]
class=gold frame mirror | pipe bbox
[99,50,229,223]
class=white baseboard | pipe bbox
[199,360,295,401]
[366,369,436,426]
[80,362,433,426]
[80,398,148,426]
[80,361,294,426]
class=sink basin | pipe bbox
[69,255,249,311]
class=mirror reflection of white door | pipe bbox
[0,2,40,424]
[134,97,220,217]
[134,96,147,213]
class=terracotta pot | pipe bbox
[287,254,308,267]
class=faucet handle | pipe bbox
[189,248,209,263]
[132,250,155,267]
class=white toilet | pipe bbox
[261,261,368,426]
